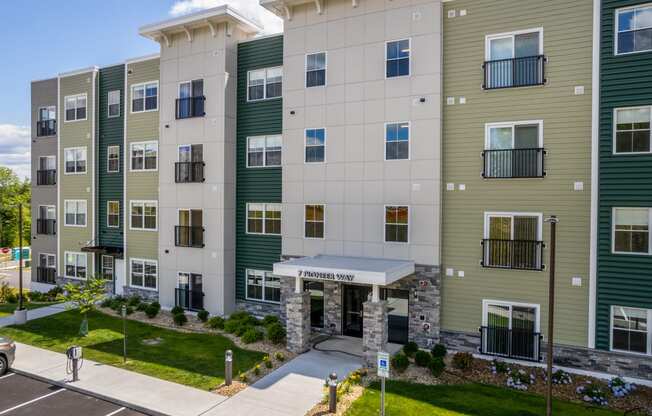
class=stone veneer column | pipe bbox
[286,291,311,354]
[362,300,388,367]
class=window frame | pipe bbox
[64,93,88,122]
[385,38,412,79]
[615,3,652,56]
[246,203,282,235]
[483,211,543,240]
[612,106,652,155]
[101,255,114,280]
[610,305,651,355]
[611,207,652,255]
[130,81,159,113]
[129,140,158,172]
[305,52,327,88]
[245,269,281,304]
[247,66,283,102]
[384,205,410,244]
[38,105,56,122]
[484,120,544,150]
[38,205,56,220]
[129,200,158,232]
[304,204,325,239]
[39,253,56,268]
[384,121,411,161]
[129,258,158,291]
[64,251,87,280]
[484,28,544,61]
[107,145,120,173]
[246,135,282,168]
[63,147,87,175]
[107,90,121,118]
[304,128,326,164]
[107,200,120,229]
[63,199,87,228]
[482,299,541,332]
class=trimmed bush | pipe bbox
[403,341,419,358]
[136,302,149,312]
[127,295,141,307]
[151,301,161,310]
[173,312,188,326]
[197,309,209,322]
[229,310,251,321]
[415,350,431,367]
[428,357,445,377]
[263,355,273,368]
[125,306,134,315]
[145,303,159,319]
[262,315,280,327]
[452,352,474,370]
[235,324,253,337]
[224,319,242,334]
[431,343,447,358]
[391,353,409,374]
[239,372,248,383]
[253,364,261,376]
[266,322,286,344]
[242,328,264,344]
[207,316,225,329]
[274,352,285,361]
[100,298,113,308]
[171,305,184,315]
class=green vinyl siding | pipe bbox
[235,35,283,300]
[97,64,124,249]
[596,1,652,351]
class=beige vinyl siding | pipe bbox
[125,58,160,262]
[58,71,96,276]
[442,0,592,347]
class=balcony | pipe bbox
[36,267,56,284]
[481,239,543,271]
[36,169,56,186]
[175,96,205,119]
[175,226,204,248]
[482,148,545,179]
[482,55,546,90]
[175,162,204,183]
[480,326,542,362]
[36,120,56,137]
[175,288,204,311]
[36,219,56,235]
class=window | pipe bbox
[130,201,157,231]
[247,67,282,101]
[385,206,409,243]
[305,204,324,239]
[483,212,543,270]
[482,300,540,360]
[177,273,204,310]
[39,106,56,122]
[39,205,56,220]
[64,200,87,227]
[64,94,87,121]
[107,201,120,228]
[101,256,114,280]
[616,4,652,55]
[131,81,158,112]
[178,144,203,163]
[485,29,543,89]
[247,203,281,235]
[39,253,56,268]
[64,147,87,174]
[386,39,410,78]
[65,252,87,279]
[37,253,56,284]
[613,208,651,254]
[108,90,120,118]
[306,53,326,87]
[179,79,203,99]
[385,122,410,160]
[37,106,57,136]
[177,79,204,118]
[130,259,157,290]
[247,135,282,167]
[176,209,204,247]
[484,121,544,178]
[107,145,120,173]
[305,128,325,163]
[246,269,280,303]
[130,141,158,171]
[614,107,651,154]
[612,306,650,354]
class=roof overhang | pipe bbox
[260,0,359,20]
[273,255,415,286]
[139,5,262,46]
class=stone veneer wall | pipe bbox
[286,291,311,353]
[122,286,159,302]
[57,276,115,297]
[362,300,388,367]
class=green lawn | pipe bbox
[0,302,60,318]
[346,381,622,416]
[0,310,264,390]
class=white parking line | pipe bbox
[0,373,15,380]
[105,407,126,416]
[0,388,66,415]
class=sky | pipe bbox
[0,0,282,180]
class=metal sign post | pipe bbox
[377,351,390,416]
[121,305,127,363]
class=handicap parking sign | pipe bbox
[377,352,390,378]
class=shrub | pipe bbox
[609,377,635,398]
[145,303,159,319]
[6,292,17,304]
[431,343,447,359]
[452,352,474,371]
[173,312,188,326]
[171,306,184,315]
[490,359,509,374]
[414,350,431,367]
[262,315,280,327]
[266,322,286,344]
[127,295,141,307]
[263,355,273,368]
[391,353,409,374]
[151,301,161,311]
[235,324,253,337]
[125,306,134,315]
[428,357,445,377]
[239,372,248,383]
[241,327,264,344]
[577,383,608,406]
[506,369,535,391]
[402,342,419,358]
[197,309,209,322]
[253,364,261,376]
[207,316,225,329]
[229,310,251,321]
[224,319,242,334]
[136,302,149,312]
[274,352,285,362]
[550,369,572,385]
[46,286,64,301]
[29,291,44,302]
[100,298,113,308]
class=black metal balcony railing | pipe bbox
[175,162,205,183]
[482,55,546,90]
[482,148,545,179]
[36,267,56,284]
[36,169,56,186]
[481,239,543,271]
[480,326,542,362]
[175,96,205,119]
[175,226,204,248]
[175,288,204,311]
[36,219,56,235]
[36,120,56,137]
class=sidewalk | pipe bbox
[0,302,70,327]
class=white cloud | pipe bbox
[170,0,283,35]
[0,124,31,181]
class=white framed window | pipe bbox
[304,204,325,239]
[485,28,543,89]
[614,106,651,154]
[484,121,544,177]
[246,203,281,235]
[130,141,158,171]
[616,4,652,55]
[246,269,280,303]
[612,208,651,255]
[483,212,543,270]
[130,258,157,290]
[386,39,411,78]
[130,201,157,231]
[64,94,87,122]
[64,200,87,227]
[385,122,410,160]
[485,121,543,150]
[39,155,56,171]
[64,147,87,174]
[385,205,409,243]
[247,135,281,167]
[482,299,540,359]
[108,90,120,118]
[131,81,158,113]
[64,252,87,280]
[306,52,326,87]
[107,145,120,173]
[486,28,543,61]
[611,306,650,355]
[484,212,542,241]
[482,299,541,331]
[107,201,120,228]
[39,253,56,268]
[101,255,114,280]
[247,67,282,101]
[305,128,325,163]
[39,106,56,121]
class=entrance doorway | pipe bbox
[342,285,371,338]
[382,289,409,344]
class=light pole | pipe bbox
[544,215,559,416]
[17,203,24,311]
[122,305,127,363]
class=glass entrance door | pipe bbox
[342,285,371,338]
[382,289,409,344]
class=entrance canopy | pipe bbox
[273,255,415,286]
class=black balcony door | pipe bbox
[178,80,204,118]
[342,285,370,338]
[177,273,203,311]
[485,303,537,360]
[486,215,539,269]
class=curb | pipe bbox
[10,368,170,416]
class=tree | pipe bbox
[0,167,30,248]
[62,277,108,336]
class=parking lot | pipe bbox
[0,372,151,416]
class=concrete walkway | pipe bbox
[0,301,71,327]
